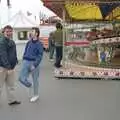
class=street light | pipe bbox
[7,0,11,21]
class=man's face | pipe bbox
[4,28,13,39]
[31,29,36,38]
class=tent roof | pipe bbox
[42,0,120,22]
[2,11,39,28]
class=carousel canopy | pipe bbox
[42,0,120,22]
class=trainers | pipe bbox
[30,96,39,102]
[54,64,62,68]
[50,59,54,62]
[8,101,21,106]
[19,79,32,88]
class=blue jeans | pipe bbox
[55,46,63,67]
[19,60,40,95]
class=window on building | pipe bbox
[18,31,28,40]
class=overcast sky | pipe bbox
[0,0,55,25]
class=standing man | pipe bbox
[48,32,55,61]
[0,25,21,105]
[53,23,63,68]
[19,27,43,102]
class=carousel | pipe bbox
[42,0,120,79]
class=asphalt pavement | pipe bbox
[0,53,120,120]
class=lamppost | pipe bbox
[0,0,11,29]
[7,0,11,21]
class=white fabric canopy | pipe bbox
[2,11,39,28]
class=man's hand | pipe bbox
[7,70,14,74]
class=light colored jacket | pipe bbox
[53,29,63,46]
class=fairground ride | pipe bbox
[42,0,120,80]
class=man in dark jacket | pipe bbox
[0,25,21,105]
[19,27,43,102]
[48,32,55,61]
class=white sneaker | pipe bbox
[50,59,54,62]
[30,96,39,102]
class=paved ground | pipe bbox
[0,53,120,120]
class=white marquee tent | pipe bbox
[2,11,39,40]
[2,11,38,28]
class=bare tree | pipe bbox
[0,0,11,7]
[7,0,11,8]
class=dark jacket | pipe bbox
[23,39,43,68]
[48,33,55,50]
[0,36,18,69]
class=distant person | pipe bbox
[0,25,21,105]
[48,32,55,61]
[19,27,43,102]
[53,23,63,68]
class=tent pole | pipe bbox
[8,6,11,21]
[62,7,66,67]
[0,1,2,29]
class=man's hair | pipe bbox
[32,27,40,37]
[2,25,13,33]
[56,22,63,30]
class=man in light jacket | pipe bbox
[53,22,63,68]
